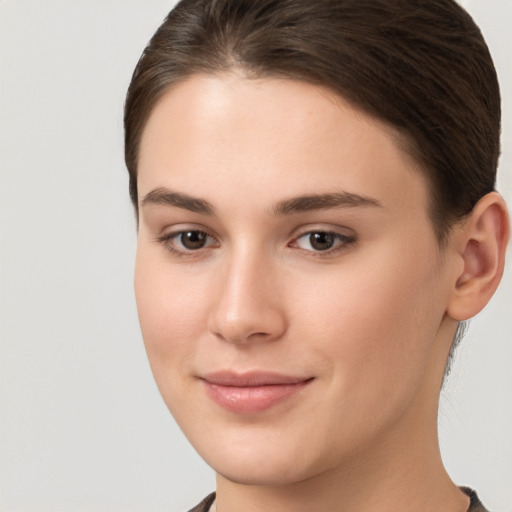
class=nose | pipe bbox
[208,249,288,345]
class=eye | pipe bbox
[291,231,355,253]
[177,230,210,250]
[157,229,218,255]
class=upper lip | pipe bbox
[200,371,313,387]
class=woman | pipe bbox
[124,1,509,510]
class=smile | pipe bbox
[200,371,314,414]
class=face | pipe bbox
[135,73,458,486]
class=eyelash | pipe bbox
[156,229,356,258]
[156,230,218,258]
[290,231,356,256]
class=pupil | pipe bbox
[181,231,206,249]
[310,232,334,251]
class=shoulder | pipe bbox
[187,493,216,512]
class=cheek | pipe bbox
[294,240,445,394]
[134,248,208,367]
[278,244,446,463]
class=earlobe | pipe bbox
[447,192,510,321]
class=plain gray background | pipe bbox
[0,1,510,511]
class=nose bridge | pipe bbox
[209,242,286,344]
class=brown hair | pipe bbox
[124,0,500,241]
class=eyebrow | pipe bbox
[141,187,215,215]
[140,187,382,216]
[272,191,382,215]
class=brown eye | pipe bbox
[179,231,208,250]
[309,232,335,251]
[158,229,218,256]
[292,230,355,254]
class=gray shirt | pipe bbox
[187,488,489,512]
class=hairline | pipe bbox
[130,67,452,244]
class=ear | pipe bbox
[447,192,510,321]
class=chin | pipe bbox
[193,427,330,487]
[212,457,310,487]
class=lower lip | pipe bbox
[202,380,312,414]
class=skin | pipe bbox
[134,73,508,512]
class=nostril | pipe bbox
[209,315,286,345]
[248,331,272,339]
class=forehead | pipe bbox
[137,73,430,218]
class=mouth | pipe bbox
[199,371,314,414]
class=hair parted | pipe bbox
[124,0,500,241]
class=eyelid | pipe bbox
[288,226,357,256]
[156,225,220,257]
[288,223,355,241]
[154,223,356,258]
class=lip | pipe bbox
[200,371,314,414]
